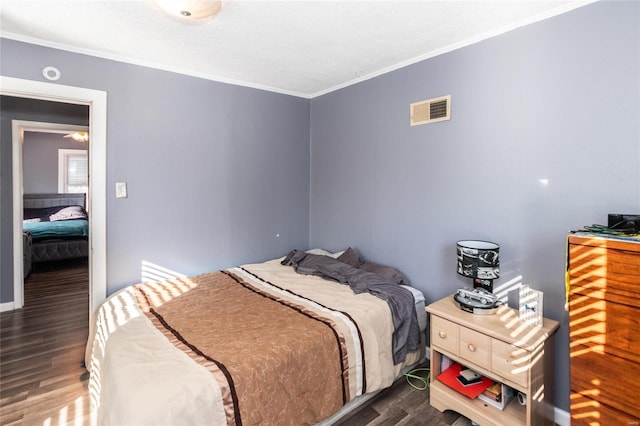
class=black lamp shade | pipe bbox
[457,240,500,281]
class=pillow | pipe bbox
[337,247,364,267]
[306,248,345,259]
[49,205,88,221]
[305,248,334,257]
[360,261,410,286]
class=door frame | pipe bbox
[2,76,107,329]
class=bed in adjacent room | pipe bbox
[87,248,427,425]
[22,193,89,264]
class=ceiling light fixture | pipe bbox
[64,132,89,143]
[153,0,222,20]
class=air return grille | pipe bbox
[410,95,451,126]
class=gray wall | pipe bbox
[23,131,88,193]
[0,96,89,302]
[0,40,310,301]
[309,0,639,412]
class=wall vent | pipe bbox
[410,95,451,126]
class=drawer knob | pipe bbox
[467,344,476,352]
[439,331,447,339]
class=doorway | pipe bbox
[1,76,107,338]
[16,121,90,300]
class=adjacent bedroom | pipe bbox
[20,105,91,277]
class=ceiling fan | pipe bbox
[64,131,89,142]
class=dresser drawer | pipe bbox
[491,339,529,388]
[569,295,640,360]
[431,316,459,355]
[570,343,640,418]
[459,326,491,370]
[568,238,640,300]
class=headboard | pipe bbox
[23,193,86,209]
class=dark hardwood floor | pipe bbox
[333,371,469,426]
[0,260,471,426]
[0,259,90,426]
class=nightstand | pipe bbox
[426,295,559,426]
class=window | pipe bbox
[58,149,88,194]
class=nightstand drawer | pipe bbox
[492,339,529,388]
[431,316,459,355]
[459,326,491,370]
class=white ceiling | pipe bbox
[0,0,595,98]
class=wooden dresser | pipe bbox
[567,233,640,425]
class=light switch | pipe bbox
[115,182,128,199]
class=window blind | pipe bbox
[67,154,88,186]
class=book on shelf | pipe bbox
[483,382,502,400]
[457,368,482,386]
[436,362,494,399]
[477,382,516,410]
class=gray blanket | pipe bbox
[282,250,421,365]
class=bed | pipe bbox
[22,193,89,263]
[87,248,427,425]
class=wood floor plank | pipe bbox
[369,405,410,426]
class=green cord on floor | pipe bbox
[403,367,430,391]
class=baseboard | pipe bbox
[0,301,16,312]
[427,345,572,426]
[554,407,570,426]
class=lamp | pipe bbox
[153,0,222,20]
[456,240,500,292]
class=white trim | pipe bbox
[310,0,599,98]
[0,0,597,100]
[554,406,571,426]
[0,301,15,313]
[11,120,25,309]
[1,76,107,335]
[0,31,310,100]
[22,124,88,135]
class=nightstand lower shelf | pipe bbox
[430,381,525,426]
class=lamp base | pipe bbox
[473,278,493,293]
[453,287,501,315]
[453,298,501,315]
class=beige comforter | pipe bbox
[87,258,421,425]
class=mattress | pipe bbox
[401,284,427,332]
